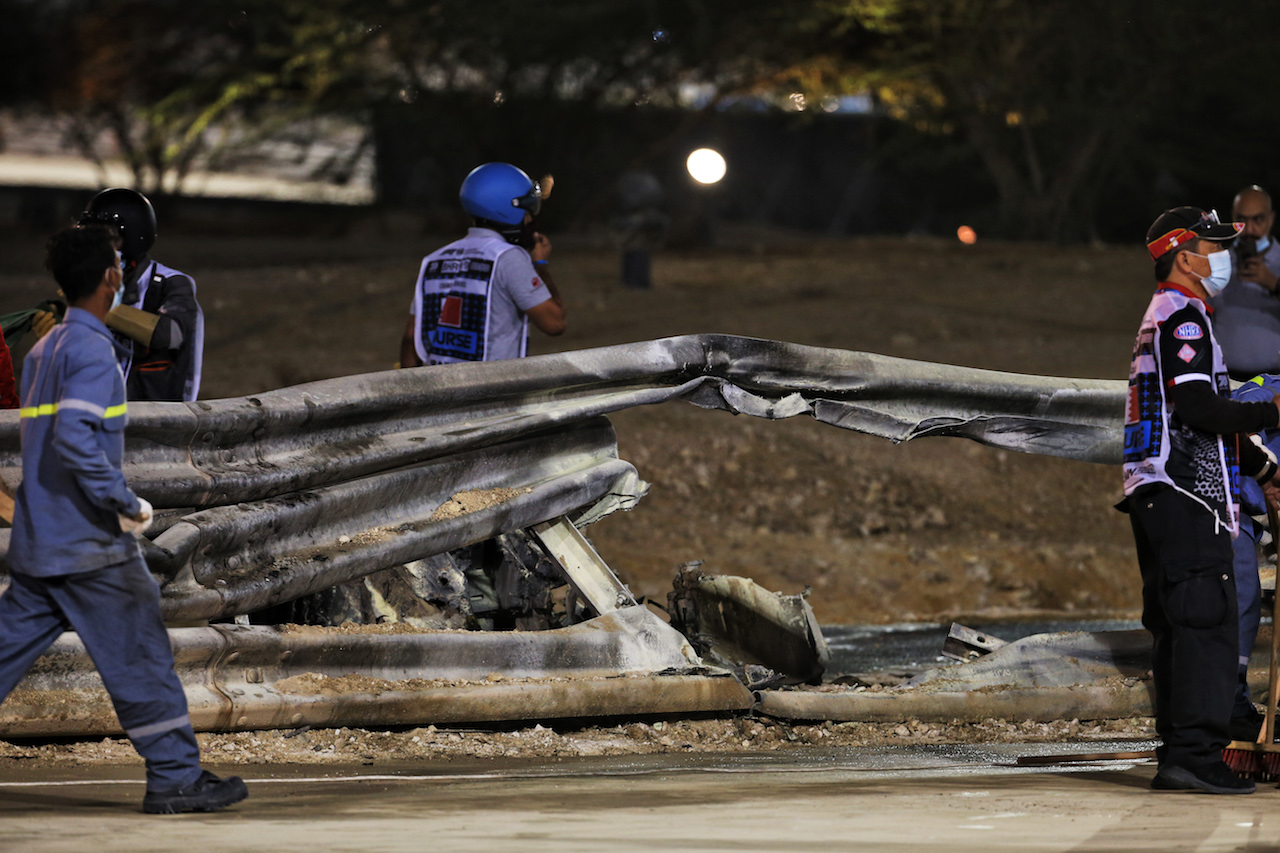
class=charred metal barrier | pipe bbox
[0,607,752,737]
[756,630,1156,723]
[1,417,640,623]
[0,333,1126,511]
[149,420,641,621]
[668,566,830,685]
[0,335,1127,731]
[0,336,1124,621]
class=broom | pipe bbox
[1222,499,1280,781]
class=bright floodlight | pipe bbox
[686,148,726,184]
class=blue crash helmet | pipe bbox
[459,163,542,226]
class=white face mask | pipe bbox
[110,250,124,309]
[1186,248,1233,296]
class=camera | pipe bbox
[1237,235,1258,262]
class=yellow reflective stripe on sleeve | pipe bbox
[18,403,58,419]
[17,401,127,420]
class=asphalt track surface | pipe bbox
[4,742,1280,852]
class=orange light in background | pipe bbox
[957,225,978,245]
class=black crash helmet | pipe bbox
[79,188,157,262]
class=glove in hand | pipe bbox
[31,310,57,339]
[119,497,153,537]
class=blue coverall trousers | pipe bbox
[1233,521,1263,718]
[0,556,202,791]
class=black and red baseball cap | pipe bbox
[1146,206,1243,261]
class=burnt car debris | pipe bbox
[0,334,1132,737]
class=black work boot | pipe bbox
[1151,760,1256,794]
[143,770,248,814]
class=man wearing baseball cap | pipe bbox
[1122,206,1280,794]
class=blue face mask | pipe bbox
[1186,248,1234,297]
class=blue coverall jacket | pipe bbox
[8,307,143,577]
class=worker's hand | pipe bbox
[530,232,552,263]
[104,305,161,346]
[119,497,153,537]
[1265,480,1280,511]
[31,310,57,340]
[1241,257,1279,292]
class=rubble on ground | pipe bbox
[0,715,1156,769]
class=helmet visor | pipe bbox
[78,210,122,230]
[512,182,542,218]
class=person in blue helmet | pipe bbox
[1227,373,1280,742]
[0,225,246,814]
[399,163,566,367]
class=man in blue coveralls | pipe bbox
[1229,374,1280,742]
[0,225,247,814]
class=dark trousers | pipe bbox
[1129,485,1238,768]
[0,557,202,791]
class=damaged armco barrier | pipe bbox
[755,630,1156,724]
[0,608,752,737]
[0,335,1128,735]
[668,563,830,686]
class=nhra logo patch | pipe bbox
[1173,322,1204,341]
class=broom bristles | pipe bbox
[1223,741,1280,782]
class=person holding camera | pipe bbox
[399,163,565,368]
[1208,185,1280,379]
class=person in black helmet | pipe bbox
[399,163,566,367]
[78,188,205,402]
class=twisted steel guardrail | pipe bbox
[0,335,1126,733]
[0,334,1125,612]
